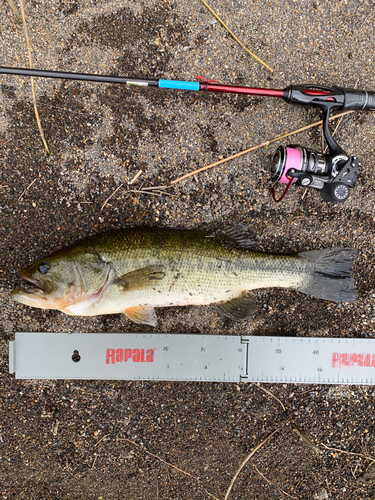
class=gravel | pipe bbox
[0,0,374,498]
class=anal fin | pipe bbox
[123,305,158,326]
[211,292,256,321]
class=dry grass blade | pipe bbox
[117,437,220,500]
[141,185,171,191]
[18,178,36,201]
[100,182,126,210]
[264,109,355,149]
[253,383,286,412]
[128,169,143,185]
[94,433,111,447]
[320,443,375,461]
[199,0,273,72]
[119,437,200,479]
[254,466,299,499]
[224,428,280,500]
[171,109,354,186]
[19,0,50,154]
[171,142,269,185]
[6,0,22,23]
[130,189,162,197]
[291,423,321,459]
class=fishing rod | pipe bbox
[1,66,375,203]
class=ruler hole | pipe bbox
[72,350,81,363]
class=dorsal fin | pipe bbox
[210,225,256,250]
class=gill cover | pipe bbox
[11,244,114,313]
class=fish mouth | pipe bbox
[11,271,50,308]
[19,270,46,293]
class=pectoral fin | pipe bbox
[123,305,158,326]
[115,265,165,292]
[211,292,256,321]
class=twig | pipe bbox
[128,169,143,185]
[6,0,22,23]
[254,466,299,499]
[252,383,286,412]
[117,437,220,500]
[171,142,269,184]
[198,0,273,72]
[100,182,126,210]
[19,0,50,154]
[18,178,36,201]
[320,443,375,462]
[224,428,280,500]
[171,110,355,186]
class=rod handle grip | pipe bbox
[339,87,375,111]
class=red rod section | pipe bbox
[303,89,334,95]
[204,84,285,98]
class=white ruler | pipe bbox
[9,333,375,385]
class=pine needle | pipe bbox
[19,0,50,155]
[199,0,273,72]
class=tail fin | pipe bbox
[297,248,357,303]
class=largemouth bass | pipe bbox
[11,226,357,326]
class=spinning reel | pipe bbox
[270,84,373,203]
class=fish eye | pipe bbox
[38,262,50,274]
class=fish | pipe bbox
[11,226,357,326]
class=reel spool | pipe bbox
[270,145,360,203]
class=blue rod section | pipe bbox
[159,80,200,91]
